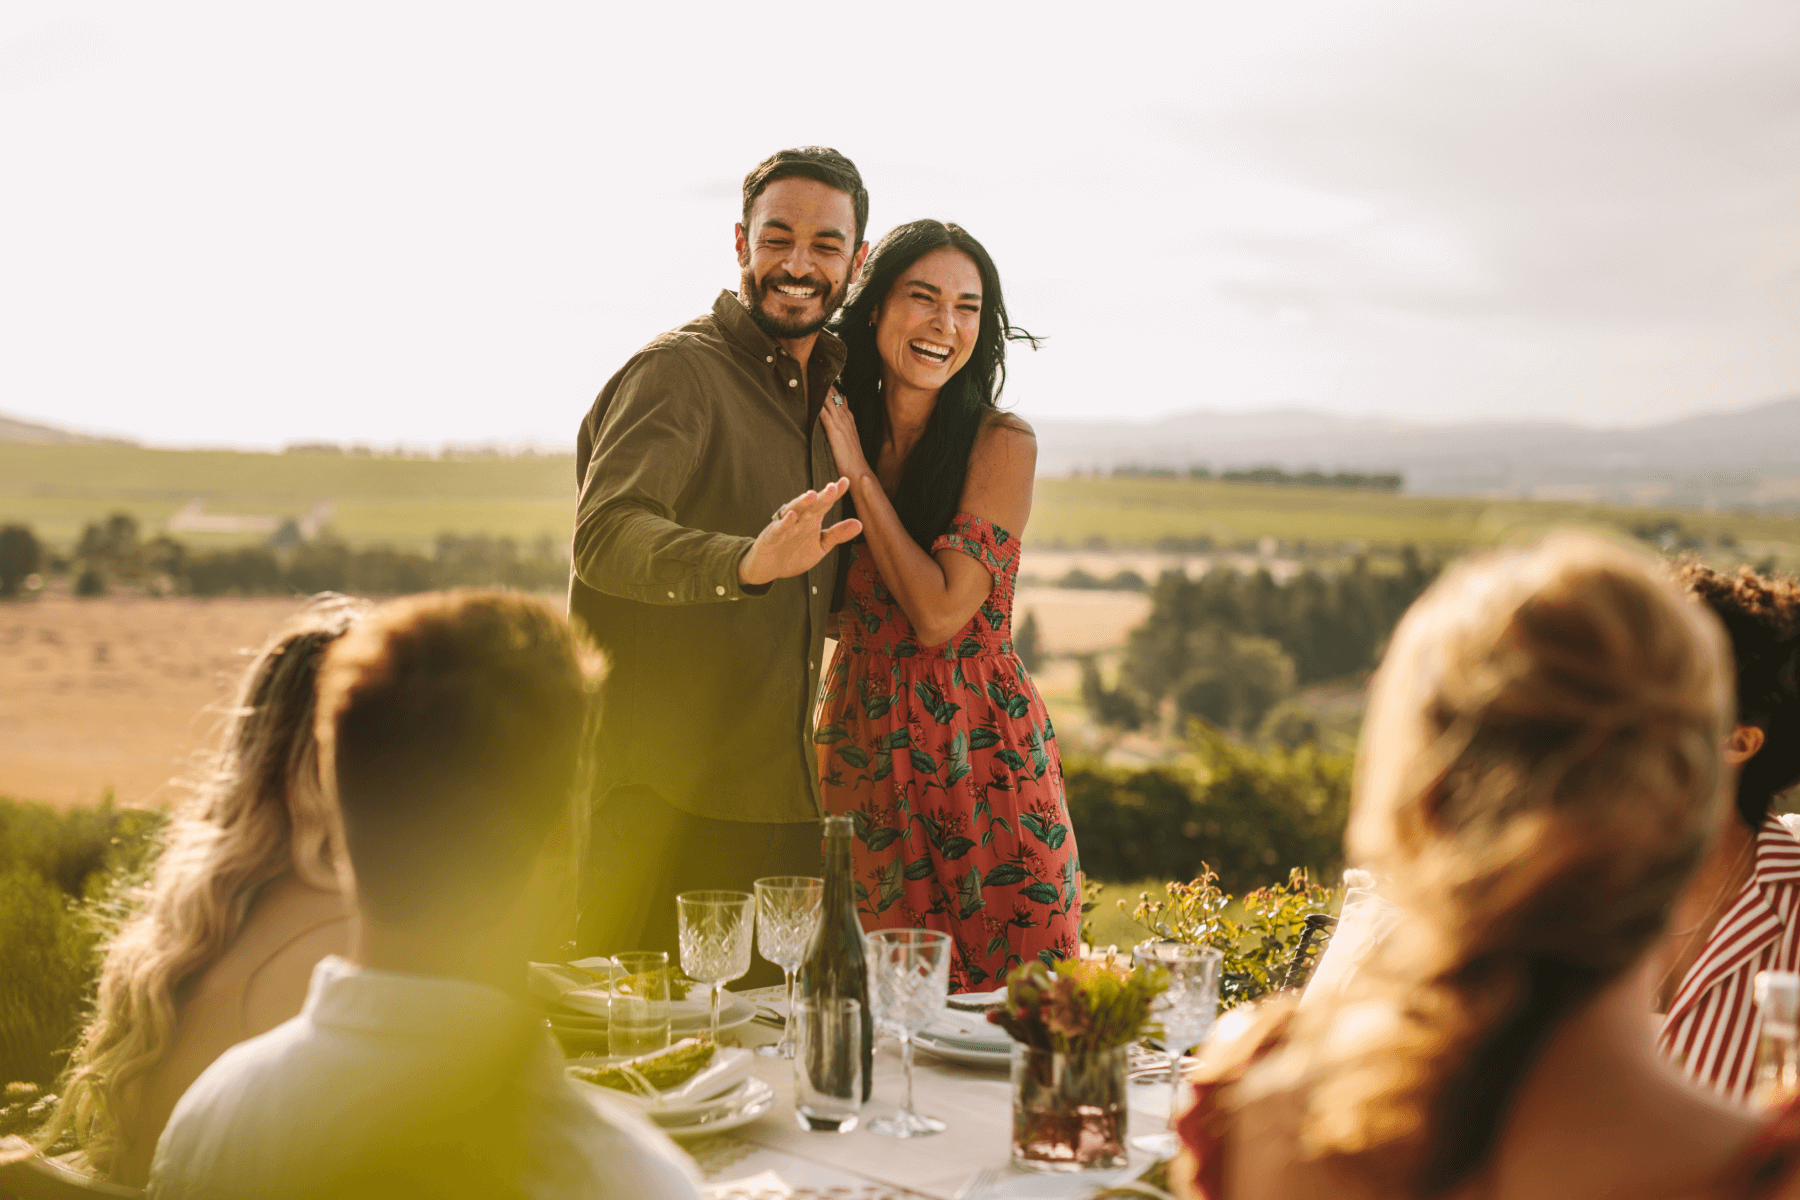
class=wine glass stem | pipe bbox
[900,1033,916,1121]
[1167,1045,1182,1128]
[780,967,798,1054]
[710,983,722,1043]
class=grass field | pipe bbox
[8,442,1800,564]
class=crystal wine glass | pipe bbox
[1131,939,1223,1155]
[864,928,953,1138]
[753,875,825,1059]
[676,890,756,1043]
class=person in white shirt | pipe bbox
[147,591,704,1200]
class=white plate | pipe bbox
[547,991,758,1037]
[955,1165,1136,1198]
[654,1076,775,1139]
[913,1033,1012,1069]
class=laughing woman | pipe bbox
[816,219,1079,991]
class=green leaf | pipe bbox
[853,881,871,901]
[904,856,936,881]
[1019,812,1048,842]
[941,836,977,860]
[876,858,905,913]
[813,723,849,745]
[1022,881,1060,905]
[957,866,985,920]
[1037,946,1067,967]
[958,636,980,658]
[985,681,1008,708]
[985,934,1010,958]
[969,727,1003,751]
[973,798,992,820]
[991,815,1013,834]
[836,744,871,769]
[872,751,893,782]
[984,862,1029,887]
[866,827,903,853]
[909,748,939,774]
[1045,824,1068,851]
[983,606,1005,631]
[945,730,971,787]
[995,748,1026,771]
[952,664,967,691]
[980,829,994,848]
[1005,695,1031,720]
[849,810,871,839]
[895,642,919,658]
[881,728,912,750]
[858,608,881,633]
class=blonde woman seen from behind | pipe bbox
[52,595,367,1186]
[1174,533,1800,1200]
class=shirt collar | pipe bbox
[303,955,539,1040]
[711,289,847,378]
[1754,814,1800,886]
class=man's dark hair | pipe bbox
[317,591,593,924]
[1679,562,1800,827]
[741,147,869,247]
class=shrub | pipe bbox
[1064,725,1351,893]
[0,798,165,1089]
[1127,865,1339,1008]
[0,525,41,596]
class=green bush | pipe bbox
[0,797,165,1088]
[1065,724,1351,894]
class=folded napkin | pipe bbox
[571,1042,753,1110]
[528,960,613,1018]
[923,1006,1013,1052]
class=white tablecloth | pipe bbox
[687,989,1176,1200]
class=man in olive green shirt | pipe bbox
[571,148,869,971]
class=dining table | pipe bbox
[682,986,1180,1200]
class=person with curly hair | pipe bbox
[1657,562,1800,1100]
[47,595,367,1185]
[1172,534,1800,1200]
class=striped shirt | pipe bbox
[1659,815,1800,1103]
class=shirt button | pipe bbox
[715,585,726,596]
[787,379,798,388]
[667,591,675,599]
[766,356,774,363]
[809,660,815,670]
[811,585,818,594]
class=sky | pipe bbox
[2,1,1796,449]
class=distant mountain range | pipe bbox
[1033,396,1800,510]
[0,412,134,446]
[8,397,1800,511]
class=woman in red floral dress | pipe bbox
[815,219,1079,992]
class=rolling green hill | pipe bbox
[5,442,1800,564]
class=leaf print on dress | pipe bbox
[817,513,1081,990]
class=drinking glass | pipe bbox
[754,875,825,1060]
[608,951,672,1059]
[864,928,953,1138]
[1130,939,1223,1155]
[793,995,863,1132]
[676,890,756,1043]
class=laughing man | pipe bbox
[570,147,869,977]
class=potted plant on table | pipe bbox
[989,959,1167,1173]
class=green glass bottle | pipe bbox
[797,815,872,1103]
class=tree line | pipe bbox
[1083,549,1440,738]
[0,515,569,598]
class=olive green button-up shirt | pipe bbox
[569,290,843,825]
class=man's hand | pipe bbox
[738,477,862,588]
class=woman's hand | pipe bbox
[820,387,872,483]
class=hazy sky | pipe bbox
[3,1,1796,448]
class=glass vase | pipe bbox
[1009,1042,1130,1173]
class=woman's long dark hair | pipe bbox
[831,220,1038,548]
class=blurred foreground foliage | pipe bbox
[0,796,165,1092]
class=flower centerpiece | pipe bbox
[989,959,1167,1172]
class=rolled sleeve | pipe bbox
[573,349,762,605]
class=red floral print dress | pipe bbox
[817,513,1081,992]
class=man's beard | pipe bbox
[741,268,848,340]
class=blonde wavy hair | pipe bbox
[47,594,369,1171]
[1216,533,1733,1196]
